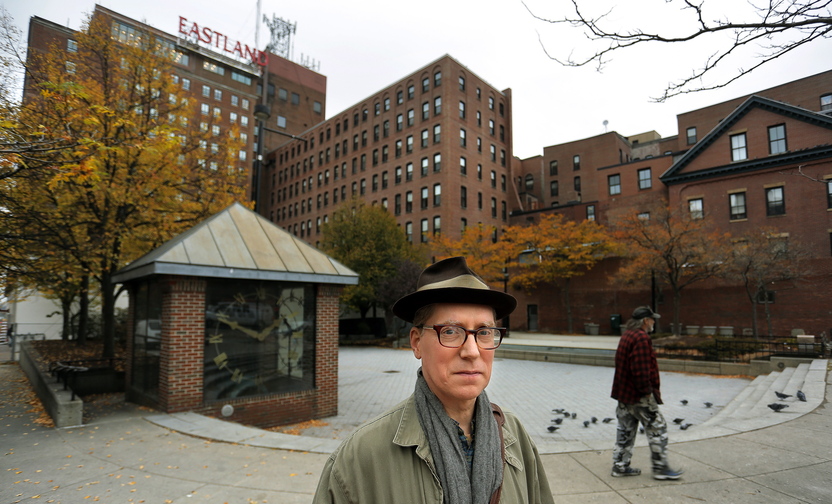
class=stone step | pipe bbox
[727,369,789,419]
[703,361,824,428]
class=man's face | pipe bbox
[410,303,496,410]
[645,317,655,333]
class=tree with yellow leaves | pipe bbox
[502,213,619,333]
[1,11,248,356]
[612,199,732,332]
[432,223,513,288]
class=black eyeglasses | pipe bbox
[418,324,506,350]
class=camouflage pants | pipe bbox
[611,394,669,472]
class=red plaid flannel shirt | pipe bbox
[611,327,662,404]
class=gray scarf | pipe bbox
[414,369,503,504]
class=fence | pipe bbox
[9,333,46,361]
[654,335,831,363]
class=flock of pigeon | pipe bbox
[545,400,714,434]
[547,389,807,434]
[768,389,807,413]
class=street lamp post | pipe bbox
[252,104,308,212]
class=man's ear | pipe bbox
[410,326,422,359]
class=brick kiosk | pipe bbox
[113,202,357,428]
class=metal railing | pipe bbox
[654,336,830,363]
[49,357,126,400]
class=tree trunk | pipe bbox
[100,270,116,358]
[77,275,89,345]
[60,295,73,341]
[672,288,682,332]
[764,295,773,337]
[563,278,573,334]
[751,300,759,340]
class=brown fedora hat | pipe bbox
[392,256,517,323]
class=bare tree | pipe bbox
[524,0,832,101]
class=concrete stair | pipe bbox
[693,359,828,436]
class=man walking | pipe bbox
[610,306,683,480]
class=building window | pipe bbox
[231,72,252,85]
[291,92,300,105]
[827,180,832,209]
[766,186,785,216]
[313,101,322,114]
[689,198,704,219]
[549,160,558,176]
[421,219,429,243]
[460,156,467,175]
[202,85,210,97]
[586,205,595,221]
[203,60,225,75]
[488,97,494,110]
[461,186,468,208]
[434,96,442,115]
[821,93,832,111]
[459,100,466,119]
[638,212,650,221]
[686,127,697,145]
[638,168,652,190]
[397,90,403,104]
[433,153,441,172]
[67,39,77,52]
[408,85,415,99]
[406,162,413,181]
[608,174,621,195]
[406,135,414,153]
[405,221,412,242]
[422,77,430,93]
[730,133,747,161]
[460,128,467,147]
[491,197,497,218]
[729,192,747,220]
[433,216,441,236]
[433,183,441,206]
[550,181,559,197]
[242,98,249,110]
[407,109,415,126]
[768,124,787,154]
[574,176,581,192]
[459,76,465,91]
[395,167,402,184]
[573,155,581,170]
[384,97,390,111]
[277,116,287,128]
[524,174,534,192]
[395,194,402,215]
[434,124,441,144]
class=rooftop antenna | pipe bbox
[263,15,296,59]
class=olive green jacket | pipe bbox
[313,394,554,504]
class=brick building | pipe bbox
[259,55,516,246]
[26,6,325,196]
[510,71,832,336]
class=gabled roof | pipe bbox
[661,95,832,184]
[112,202,358,285]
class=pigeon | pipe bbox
[552,408,565,414]
[591,416,598,424]
[704,402,713,408]
[546,425,560,432]
[774,391,792,400]
[680,399,688,405]
[796,390,807,402]
[602,417,614,423]
[571,412,577,419]
[768,403,789,412]
[583,420,590,428]
[563,411,571,417]
[639,427,645,434]
[680,423,693,430]
[553,418,563,425]
[672,418,685,424]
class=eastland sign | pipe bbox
[178,16,268,67]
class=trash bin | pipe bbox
[610,314,622,334]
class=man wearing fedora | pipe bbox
[313,257,554,503]
[610,306,683,480]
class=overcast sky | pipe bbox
[5,0,832,159]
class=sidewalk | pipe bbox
[2,337,830,503]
